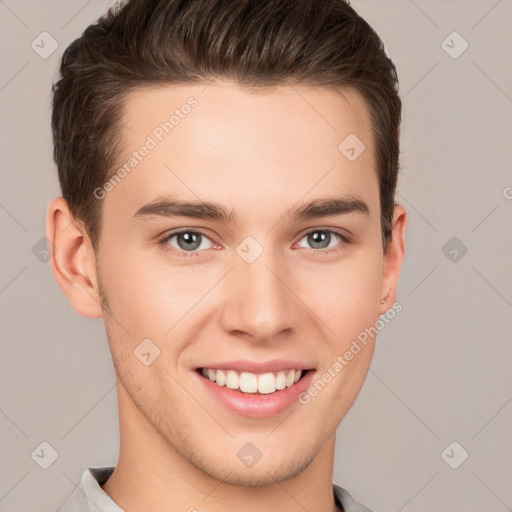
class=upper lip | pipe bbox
[196,360,314,374]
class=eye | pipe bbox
[158,229,215,257]
[296,228,351,254]
[158,227,353,259]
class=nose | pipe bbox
[219,249,302,343]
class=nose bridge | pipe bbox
[219,243,299,341]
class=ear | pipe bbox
[46,197,103,318]
[379,203,406,315]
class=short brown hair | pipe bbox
[51,0,401,252]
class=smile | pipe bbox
[194,360,315,418]
[199,367,303,395]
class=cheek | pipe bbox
[98,244,215,336]
[303,251,383,343]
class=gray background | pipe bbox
[0,0,511,511]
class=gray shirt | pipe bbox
[56,466,373,512]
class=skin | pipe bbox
[47,81,406,512]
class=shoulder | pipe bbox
[333,483,374,512]
[55,467,121,512]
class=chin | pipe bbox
[187,444,317,488]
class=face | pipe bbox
[53,81,405,486]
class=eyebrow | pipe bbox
[130,194,370,224]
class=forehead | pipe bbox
[103,81,378,227]
[120,81,371,150]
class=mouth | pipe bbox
[194,363,316,418]
[196,367,310,395]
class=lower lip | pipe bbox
[194,369,316,418]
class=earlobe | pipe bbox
[379,203,406,315]
[46,197,103,319]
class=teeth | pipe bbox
[226,370,239,389]
[258,372,276,394]
[201,368,304,394]
[239,372,258,393]
[275,371,287,390]
[216,369,227,386]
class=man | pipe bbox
[47,0,406,510]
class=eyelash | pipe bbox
[157,227,353,259]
